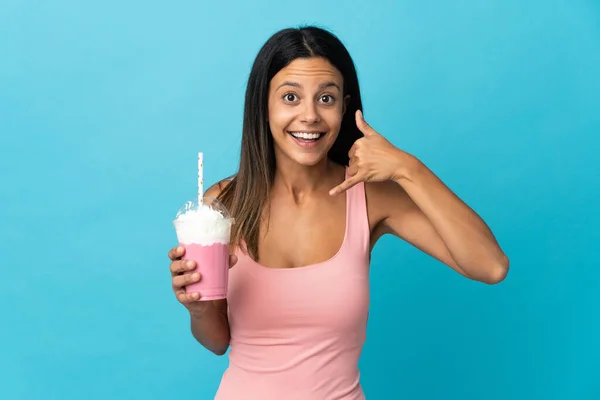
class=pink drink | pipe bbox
[181,242,229,300]
[173,196,234,301]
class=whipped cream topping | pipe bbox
[173,204,233,245]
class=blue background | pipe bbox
[1,0,599,399]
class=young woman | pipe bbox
[168,26,509,400]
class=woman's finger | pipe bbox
[177,291,200,304]
[329,174,363,196]
[170,260,196,275]
[168,246,185,261]
[173,272,201,289]
[356,110,378,137]
[348,142,357,159]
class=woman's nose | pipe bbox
[301,101,321,124]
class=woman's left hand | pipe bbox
[329,110,413,196]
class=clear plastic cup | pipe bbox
[173,196,234,301]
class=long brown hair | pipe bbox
[218,26,364,260]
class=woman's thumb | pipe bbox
[229,254,238,268]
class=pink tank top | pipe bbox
[214,178,370,400]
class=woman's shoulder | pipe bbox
[204,175,236,198]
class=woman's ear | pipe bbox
[342,95,351,115]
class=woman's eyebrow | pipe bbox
[275,81,341,91]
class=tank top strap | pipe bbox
[343,170,370,257]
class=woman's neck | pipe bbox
[272,157,341,202]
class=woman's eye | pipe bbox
[320,95,334,104]
[284,93,298,102]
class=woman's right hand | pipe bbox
[168,246,238,316]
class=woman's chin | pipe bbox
[289,152,329,167]
[274,143,333,168]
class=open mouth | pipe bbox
[287,131,326,145]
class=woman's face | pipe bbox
[268,57,348,167]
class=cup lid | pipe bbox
[175,196,233,220]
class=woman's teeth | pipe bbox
[289,132,324,140]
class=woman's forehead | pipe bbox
[272,58,343,86]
